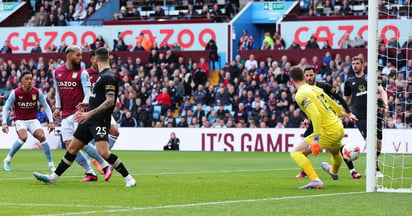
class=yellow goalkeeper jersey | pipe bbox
[296,83,343,135]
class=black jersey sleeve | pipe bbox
[319,82,352,114]
[344,78,352,97]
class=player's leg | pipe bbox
[290,135,323,189]
[30,120,55,172]
[62,115,97,178]
[34,137,86,184]
[83,144,110,174]
[344,118,367,179]
[376,115,383,177]
[93,123,135,187]
[295,122,312,178]
[4,121,27,171]
[108,116,120,149]
[321,128,344,180]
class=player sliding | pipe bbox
[295,67,361,179]
[34,47,136,187]
[2,71,55,172]
[289,66,348,189]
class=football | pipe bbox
[342,143,361,161]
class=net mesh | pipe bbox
[376,0,412,192]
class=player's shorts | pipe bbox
[15,119,43,134]
[304,124,344,152]
[61,114,78,142]
[356,117,382,140]
[73,121,110,145]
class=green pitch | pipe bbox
[0,150,410,215]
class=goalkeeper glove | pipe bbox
[310,134,321,156]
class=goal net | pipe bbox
[372,0,412,193]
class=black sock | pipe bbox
[106,153,130,177]
[55,151,76,176]
[376,151,381,171]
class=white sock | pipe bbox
[87,169,97,175]
[50,173,59,180]
[124,174,134,181]
[5,155,11,162]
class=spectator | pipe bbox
[86,5,95,17]
[402,36,412,48]
[322,0,334,16]
[288,40,302,50]
[238,29,250,51]
[388,36,400,48]
[73,5,87,20]
[273,39,285,50]
[246,36,258,50]
[261,41,271,50]
[245,54,258,71]
[186,4,199,19]
[157,87,172,115]
[95,0,105,11]
[215,87,231,106]
[31,43,42,53]
[142,98,154,127]
[305,36,319,49]
[205,39,218,71]
[45,13,57,26]
[37,14,46,26]
[152,5,165,17]
[193,84,207,105]
[27,16,37,27]
[0,40,12,54]
[340,0,352,15]
[352,35,366,48]
[56,14,67,26]
[120,111,138,127]
[126,7,141,20]
[322,40,332,49]
[176,116,189,127]
[340,33,353,49]
[263,32,274,49]
[135,33,152,51]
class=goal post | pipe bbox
[366,0,379,193]
[370,0,412,193]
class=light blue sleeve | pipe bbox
[2,91,15,124]
[53,71,61,109]
[81,70,91,103]
[38,92,54,123]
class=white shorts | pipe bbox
[15,119,43,134]
[61,114,78,142]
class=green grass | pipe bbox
[0,150,411,215]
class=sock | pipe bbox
[106,153,130,178]
[290,151,319,180]
[376,151,381,171]
[83,144,109,168]
[40,141,53,163]
[6,139,24,161]
[54,151,76,177]
[331,153,343,174]
[84,140,96,160]
[108,135,117,150]
[75,151,96,175]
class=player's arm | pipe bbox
[378,85,389,108]
[80,70,91,103]
[39,92,55,132]
[75,77,116,124]
[343,80,351,106]
[298,96,321,156]
[2,91,15,133]
[53,72,61,109]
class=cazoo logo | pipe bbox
[58,81,77,87]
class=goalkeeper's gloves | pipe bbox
[310,134,321,156]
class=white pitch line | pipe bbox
[0,202,126,209]
[0,168,300,181]
[32,191,367,216]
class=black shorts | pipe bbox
[356,117,382,140]
[73,122,110,144]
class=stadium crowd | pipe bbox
[0,43,411,129]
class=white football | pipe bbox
[342,143,361,161]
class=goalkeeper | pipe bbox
[295,67,361,179]
[289,66,347,189]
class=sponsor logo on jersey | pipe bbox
[58,73,63,77]
[32,94,36,101]
[58,81,77,87]
[18,96,23,99]
[105,85,116,91]
[72,72,78,79]
[17,102,36,107]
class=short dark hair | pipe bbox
[289,66,304,82]
[89,51,96,58]
[19,70,33,81]
[304,66,316,74]
[95,47,109,62]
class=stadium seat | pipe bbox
[153,105,162,121]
